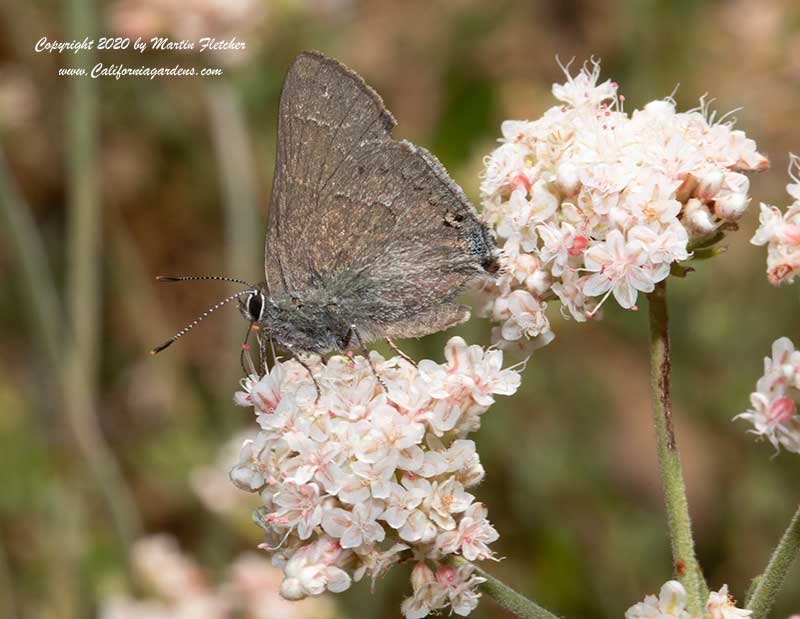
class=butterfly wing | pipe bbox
[265,51,495,339]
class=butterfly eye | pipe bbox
[247,293,264,322]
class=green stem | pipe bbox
[647,280,707,614]
[453,558,561,619]
[745,504,800,619]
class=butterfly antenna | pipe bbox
[156,274,253,287]
[150,290,251,355]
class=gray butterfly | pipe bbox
[153,51,498,365]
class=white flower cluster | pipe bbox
[625,580,751,619]
[229,337,521,618]
[751,154,800,285]
[100,535,338,619]
[479,60,767,349]
[737,337,800,453]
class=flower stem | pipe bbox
[646,280,707,615]
[454,558,561,619]
[745,503,800,619]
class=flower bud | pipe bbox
[525,270,551,295]
[714,192,749,222]
[410,562,435,591]
[642,99,676,117]
[683,198,717,236]
[279,577,307,601]
[696,170,724,200]
[556,162,580,196]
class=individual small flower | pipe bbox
[480,59,766,351]
[582,229,662,311]
[436,502,499,561]
[232,339,522,617]
[737,337,800,453]
[400,562,446,619]
[706,585,752,619]
[625,580,691,619]
[399,562,486,619]
[751,154,800,285]
[279,536,352,599]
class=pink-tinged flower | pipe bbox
[538,221,584,277]
[379,481,426,529]
[480,142,529,197]
[400,562,447,619]
[625,580,691,619]
[706,585,752,619]
[282,433,344,494]
[321,501,386,549]
[752,156,800,285]
[499,289,551,341]
[737,337,800,453]
[583,230,662,310]
[425,478,475,530]
[229,434,273,491]
[552,58,618,108]
[354,404,425,470]
[280,536,352,599]
[235,369,281,413]
[271,482,323,540]
[436,503,499,561]
[352,543,408,587]
[339,459,396,503]
[737,391,800,454]
[434,564,487,617]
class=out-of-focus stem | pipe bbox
[646,280,707,614]
[205,81,261,387]
[453,558,560,619]
[0,150,62,369]
[65,0,139,546]
[746,503,800,619]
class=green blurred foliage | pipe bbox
[1,0,800,618]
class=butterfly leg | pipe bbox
[295,356,321,401]
[385,337,417,367]
[256,330,270,377]
[349,325,388,392]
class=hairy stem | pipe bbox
[746,503,800,619]
[454,558,561,619]
[647,280,707,614]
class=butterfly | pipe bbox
[152,51,498,367]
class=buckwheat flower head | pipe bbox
[625,580,691,619]
[736,337,800,453]
[751,154,800,285]
[706,585,752,619]
[230,337,521,618]
[480,59,767,351]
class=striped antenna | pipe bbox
[156,275,252,287]
[150,289,252,355]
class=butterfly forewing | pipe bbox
[266,51,494,339]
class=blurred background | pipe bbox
[1,0,800,618]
